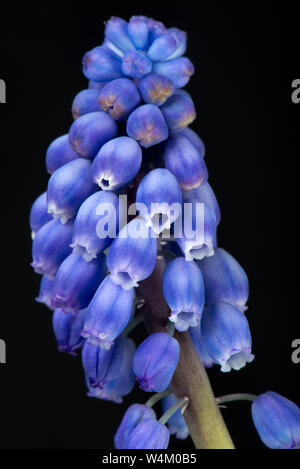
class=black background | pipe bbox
[0,0,298,451]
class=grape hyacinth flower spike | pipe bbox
[30,14,297,451]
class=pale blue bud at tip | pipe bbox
[161,91,196,133]
[147,28,186,62]
[92,137,142,191]
[138,73,175,106]
[189,322,215,368]
[98,78,141,121]
[104,17,136,54]
[82,46,123,82]
[30,192,52,239]
[52,308,86,355]
[180,127,205,157]
[35,275,55,310]
[47,158,97,224]
[125,419,170,449]
[114,404,156,449]
[31,219,73,279]
[122,50,152,79]
[71,89,101,120]
[128,16,149,50]
[45,134,79,175]
[198,247,248,312]
[162,257,205,331]
[182,182,221,226]
[162,394,189,440]
[81,276,134,350]
[201,302,254,372]
[127,104,169,148]
[133,332,180,392]
[51,252,107,315]
[147,18,167,42]
[71,191,121,261]
[164,133,208,190]
[251,391,300,449]
[107,218,157,290]
[68,111,118,159]
[136,168,182,235]
[153,57,194,88]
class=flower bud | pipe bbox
[71,89,100,120]
[133,332,180,392]
[180,127,205,157]
[201,302,254,372]
[31,219,73,278]
[114,404,156,449]
[125,419,170,449]
[107,218,157,290]
[45,134,79,174]
[147,18,167,42]
[198,247,249,312]
[153,57,194,88]
[81,276,134,349]
[97,78,141,121]
[71,191,121,261]
[30,192,52,239]
[128,16,149,50]
[82,335,135,403]
[122,50,152,79]
[162,394,189,439]
[126,104,169,148]
[105,17,136,53]
[147,28,186,62]
[182,182,221,226]
[138,73,175,106]
[251,391,300,449]
[176,202,217,261]
[92,136,142,191]
[82,46,123,82]
[52,308,86,355]
[136,168,182,235]
[162,257,205,331]
[161,91,196,133]
[47,158,97,224]
[35,275,55,310]
[51,252,107,315]
[189,322,215,368]
[164,133,208,190]
[68,111,118,159]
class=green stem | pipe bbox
[216,393,257,405]
[159,397,189,425]
[145,389,172,408]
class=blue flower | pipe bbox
[189,321,215,368]
[114,404,156,449]
[162,394,189,439]
[133,332,180,392]
[107,218,157,290]
[29,192,53,239]
[82,45,123,82]
[162,257,205,331]
[92,137,142,191]
[47,158,97,224]
[35,275,55,310]
[51,252,107,315]
[138,73,175,106]
[52,308,86,355]
[68,111,118,159]
[163,132,208,190]
[251,391,300,449]
[97,78,141,121]
[31,219,73,279]
[71,89,101,120]
[182,181,221,226]
[136,168,182,235]
[180,127,205,157]
[45,134,79,174]
[201,302,254,372]
[127,104,169,148]
[71,191,122,262]
[81,276,134,350]
[198,247,249,312]
[160,90,196,133]
[125,419,170,449]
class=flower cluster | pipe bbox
[30,15,300,450]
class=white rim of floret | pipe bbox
[81,330,114,351]
[220,350,255,373]
[145,209,178,235]
[168,423,189,440]
[169,310,201,332]
[47,201,72,224]
[110,271,139,290]
[184,241,214,261]
[95,172,118,191]
[71,242,98,262]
